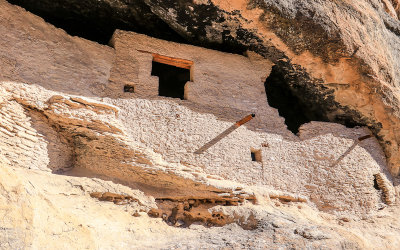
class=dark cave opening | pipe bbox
[6,0,248,54]
[265,65,363,135]
[151,61,191,100]
[7,0,187,45]
[265,66,314,134]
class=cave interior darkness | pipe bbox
[265,65,360,134]
[7,0,187,45]
[7,0,247,54]
[264,66,312,134]
[265,66,333,134]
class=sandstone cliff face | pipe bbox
[4,0,400,175]
[9,0,400,176]
[1,0,400,249]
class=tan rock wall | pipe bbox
[0,0,115,97]
[0,1,399,248]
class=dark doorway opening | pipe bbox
[265,66,312,134]
[373,176,380,190]
[151,61,191,100]
[251,152,256,161]
[250,149,261,162]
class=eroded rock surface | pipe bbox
[0,0,400,249]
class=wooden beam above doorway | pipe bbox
[152,53,193,69]
[137,50,193,69]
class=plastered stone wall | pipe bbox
[106,30,395,213]
[108,30,294,136]
[108,97,395,214]
[0,80,394,214]
[109,31,273,111]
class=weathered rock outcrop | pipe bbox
[4,159,399,249]
[0,78,398,247]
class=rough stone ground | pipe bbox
[1,163,400,249]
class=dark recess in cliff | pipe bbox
[6,0,251,54]
[265,66,312,134]
[7,0,187,45]
[265,63,367,134]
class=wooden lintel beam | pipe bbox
[152,53,193,69]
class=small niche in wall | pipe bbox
[124,84,135,93]
[151,53,193,100]
[251,149,262,162]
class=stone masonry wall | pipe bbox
[108,96,395,214]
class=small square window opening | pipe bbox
[251,149,262,162]
[124,84,135,93]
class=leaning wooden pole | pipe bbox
[194,114,255,154]
[329,134,373,167]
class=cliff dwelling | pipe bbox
[100,30,398,215]
[1,0,400,248]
